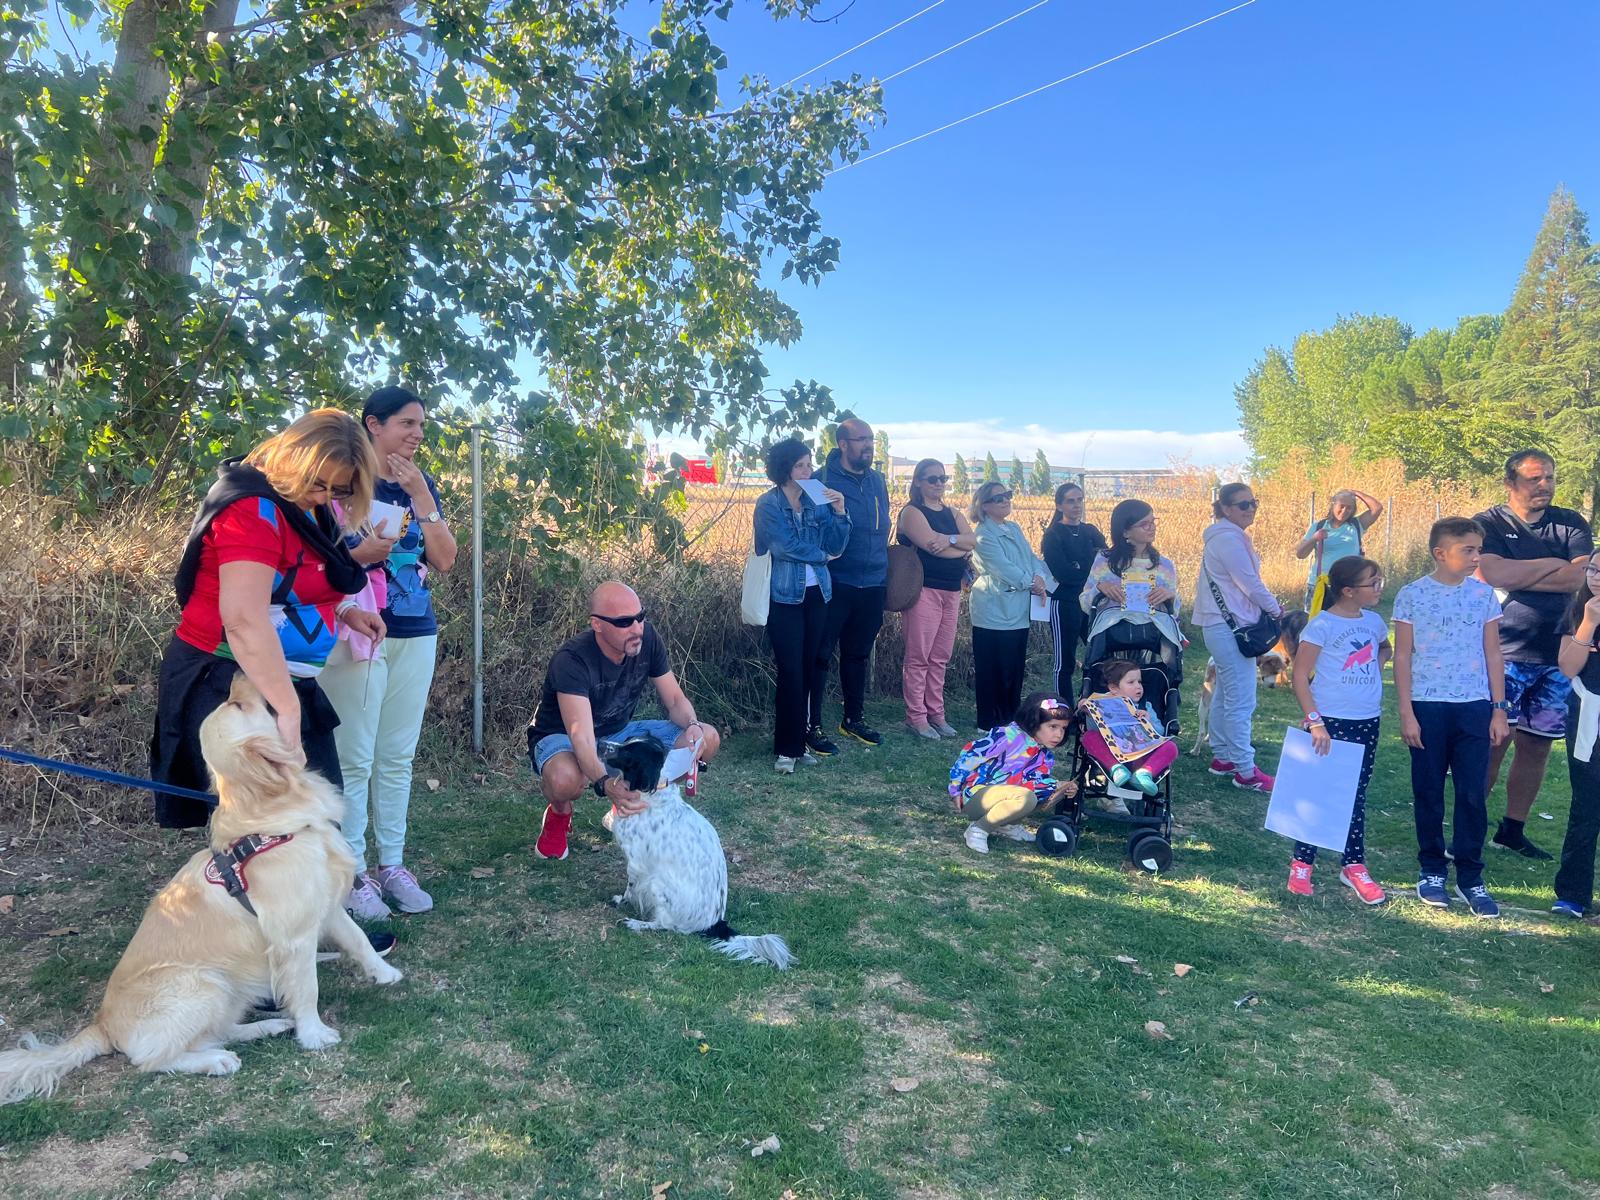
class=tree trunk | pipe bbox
[0,133,33,393]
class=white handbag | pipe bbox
[740,551,772,626]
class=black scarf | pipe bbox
[174,459,367,606]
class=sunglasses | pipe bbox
[592,611,646,629]
[986,491,1015,503]
[313,479,355,501]
[921,474,949,485]
[1231,499,1259,511]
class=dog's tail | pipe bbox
[698,920,795,971]
[0,1024,113,1105]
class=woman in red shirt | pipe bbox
[151,410,386,828]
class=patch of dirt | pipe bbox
[0,1130,157,1198]
[1370,1076,1421,1125]
[164,1165,272,1199]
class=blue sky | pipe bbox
[673,0,1600,467]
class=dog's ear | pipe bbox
[232,733,307,790]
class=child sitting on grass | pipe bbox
[1077,659,1178,805]
[949,692,1078,855]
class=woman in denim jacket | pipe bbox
[754,438,851,773]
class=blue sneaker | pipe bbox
[1455,883,1500,919]
[1416,874,1450,907]
[1551,899,1587,919]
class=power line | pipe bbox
[784,0,946,87]
[830,0,1259,174]
[880,0,1051,85]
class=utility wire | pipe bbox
[880,0,1051,84]
[831,0,1259,174]
[784,0,946,87]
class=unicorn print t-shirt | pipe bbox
[1301,609,1390,720]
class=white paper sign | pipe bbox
[1031,594,1051,622]
[1122,581,1151,613]
[1264,726,1363,851]
[368,499,409,538]
[796,478,828,505]
[662,744,699,785]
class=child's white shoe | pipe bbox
[963,824,990,854]
[995,824,1036,843]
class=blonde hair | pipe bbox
[245,408,377,528]
[970,480,1010,524]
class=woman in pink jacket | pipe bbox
[1193,482,1284,793]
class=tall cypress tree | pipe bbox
[1030,449,1053,496]
[1009,455,1026,494]
[983,452,1000,483]
[953,453,970,494]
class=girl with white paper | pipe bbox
[1287,556,1391,904]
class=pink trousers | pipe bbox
[902,586,962,726]
[1081,730,1178,778]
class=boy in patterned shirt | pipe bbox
[1392,518,1512,917]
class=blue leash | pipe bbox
[0,746,217,804]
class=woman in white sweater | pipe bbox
[1193,482,1284,793]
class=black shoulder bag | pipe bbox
[1204,564,1281,658]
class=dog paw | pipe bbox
[369,963,403,986]
[204,1050,242,1076]
[296,1022,342,1051]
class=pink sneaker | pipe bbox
[1233,767,1274,793]
[1340,864,1387,906]
[1208,758,1237,777]
[1287,860,1314,896]
[535,805,572,861]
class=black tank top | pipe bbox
[899,502,966,591]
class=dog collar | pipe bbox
[204,833,295,917]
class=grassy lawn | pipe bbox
[2,637,1599,1199]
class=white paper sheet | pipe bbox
[1030,594,1051,622]
[796,477,829,505]
[662,744,699,784]
[1264,726,1363,851]
[1122,581,1151,614]
[368,499,409,538]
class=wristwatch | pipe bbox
[1304,711,1325,726]
[1492,700,1513,712]
[592,775,610,798]
[419,510,442,524]
[947,533,960,547]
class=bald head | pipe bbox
[588,581,646,660]
[590,580,639,617]
[837,417,874,472]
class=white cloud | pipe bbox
[877,420,1248,471]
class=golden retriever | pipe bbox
[0,676,401,1103]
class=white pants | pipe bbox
[1202,622,1258,774]
[320,634,438,869]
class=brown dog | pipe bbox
[1191,611,1309,756]
[0,676,401,1103]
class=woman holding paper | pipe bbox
[321,386,458,920]
[970,481,1055,729]
[753,438,850,774]
[1287,555,1390,904]
[1078,499,1179,620]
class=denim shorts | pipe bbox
[530,719,685,774]
[1504,662,1572,739]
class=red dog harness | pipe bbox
[204,834,294,916]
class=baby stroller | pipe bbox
[1035,603,1184,873]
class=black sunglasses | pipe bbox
[986,490,1014,503]
[592,611,646,628]
[1232,499,1259,511]
[921,474,949,485]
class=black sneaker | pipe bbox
[805,726,840,756]
[1416,874,1450,907]
[839,717,882,746]
[1455,882,1501,919]
[368,929,397,957]
[1491,822,1555,861]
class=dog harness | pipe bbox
[204,834,295,916]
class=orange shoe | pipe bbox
[535,805,572,861]
[1287,860,1314,896]
[1340,864,1387,906]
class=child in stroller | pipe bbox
[1078,659,1180,798]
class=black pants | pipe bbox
[812,582,886,726]
[1556,690,1600,909]
[973,626,1029,730]
[1294,715,1379,866]
[769,586,827,758]
[1409,700,1491,887]
[151,636,343,829]
[1049,594,1084,703]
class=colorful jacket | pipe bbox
[1079,551,1181,620]
[947,722,1059,809]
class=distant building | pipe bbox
[882,456,1173,497]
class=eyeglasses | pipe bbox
[1231,499,1259,511]
[1358,576,1385,590]
[1584,566,1600,577]
[840,434,874,444]
[592,611,646,628]
[1131,517,1157,530]
[313,479,355,500]
[986,491,1014,503]
[920,475,949,485]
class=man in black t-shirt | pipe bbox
[1475,450,1594,861]
[526,581,721,861]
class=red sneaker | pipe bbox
[1208,758,1237,777]
[535,805,572,861]
[1287,860,1314,896]
[1233,767,1274,793]
[1340,864,1387,905]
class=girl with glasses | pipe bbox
[1040,482,1107,703]
[969,481,1056,729]
[896,459,977,738]
[1193,483,1284,794]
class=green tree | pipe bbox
[1009,455,1026,494]
[817,423,837,460]
[1030,448,1053,496]
[0,1,880,531]
[983,452,1000,484]
[874,428,889,473]
[953,453,970,494]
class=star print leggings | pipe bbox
[1293,715,1380,866]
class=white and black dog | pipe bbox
[604,737,793,970]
